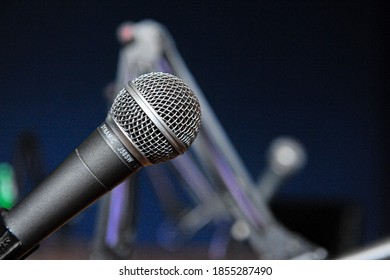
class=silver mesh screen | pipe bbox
[109,72,201,164]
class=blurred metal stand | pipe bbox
[92,19,326,260]
[162,20,326,259]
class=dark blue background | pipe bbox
[0,1,388,254]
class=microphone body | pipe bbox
[3,122,141,258]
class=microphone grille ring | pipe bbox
[109,72,201,164]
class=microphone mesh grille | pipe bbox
[110,72,201,164]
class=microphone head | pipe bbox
[109,72,201,165]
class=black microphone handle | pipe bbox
[2,122,142,259]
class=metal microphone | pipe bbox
[0,72,201,260]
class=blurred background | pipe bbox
[0,1,388,259]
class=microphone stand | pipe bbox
[93,19,326,259]
[159,23,326,259]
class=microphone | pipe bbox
[0,72,201,259]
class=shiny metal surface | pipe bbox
[110,72,201,165]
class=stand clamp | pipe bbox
[0,208,38,260]
[0,208,22,259]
